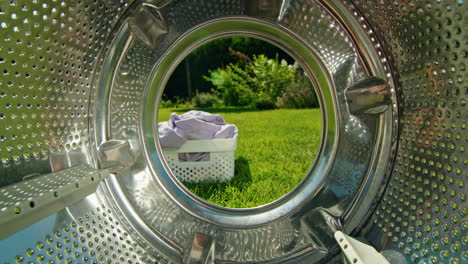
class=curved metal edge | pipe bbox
[87,1,142,170]
[91,24,134,165]
[89,1,399,262]
[97,174,183,263]
[320,0,399,235]
[140,17,339,228]
[87,2,183,262]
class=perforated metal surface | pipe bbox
[0,165,101,209]
[352,1,467,263]
[96,0,396,262]
[0,194,159,264]
[0,165,108,239]
[0,0,133,186]
[0,0,465,263]
[278,0,398,205]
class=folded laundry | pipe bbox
[158,110,238,161]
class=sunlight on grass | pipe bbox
[158,108,322,208]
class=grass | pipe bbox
[158,107,322,208]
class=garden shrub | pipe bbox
[276,72,319,109]
[255,93,276,110]
[250,55,297,102]
[255,99,276,110]
[191,92,221,107]
[204,52,318,109]
[160,96,192,109]
[160,99,174,108]
[205,66,255,107]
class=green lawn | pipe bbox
[158,107,322,208]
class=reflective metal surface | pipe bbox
[352,1,467,263]
[0,0,132,186]
[94,1,396,262]
[344,76,391,115]
[0,0,465,263]
[0,165,108,240]
[0,193,159,264]
[187,233,215,264]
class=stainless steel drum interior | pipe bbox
[0,1,466,264]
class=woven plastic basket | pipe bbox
[163,138,237,182]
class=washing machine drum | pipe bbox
[0,1,465,263]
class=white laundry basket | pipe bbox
[163,138,237,182]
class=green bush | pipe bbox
[276,72,319,109]
[205,66,255,107]
[255,97,276,110]
[191,92,221,107]
[204,52,318,109]
[160,96,192,109]
[250,55,297,102]
[160,99,174,108]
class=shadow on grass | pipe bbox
[182,157,252,201]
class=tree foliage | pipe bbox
[163,37,294,100]
[204,65,255,107]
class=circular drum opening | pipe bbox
[143,18,337,226]
[157,36,323,208]
[94,2,398,262]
